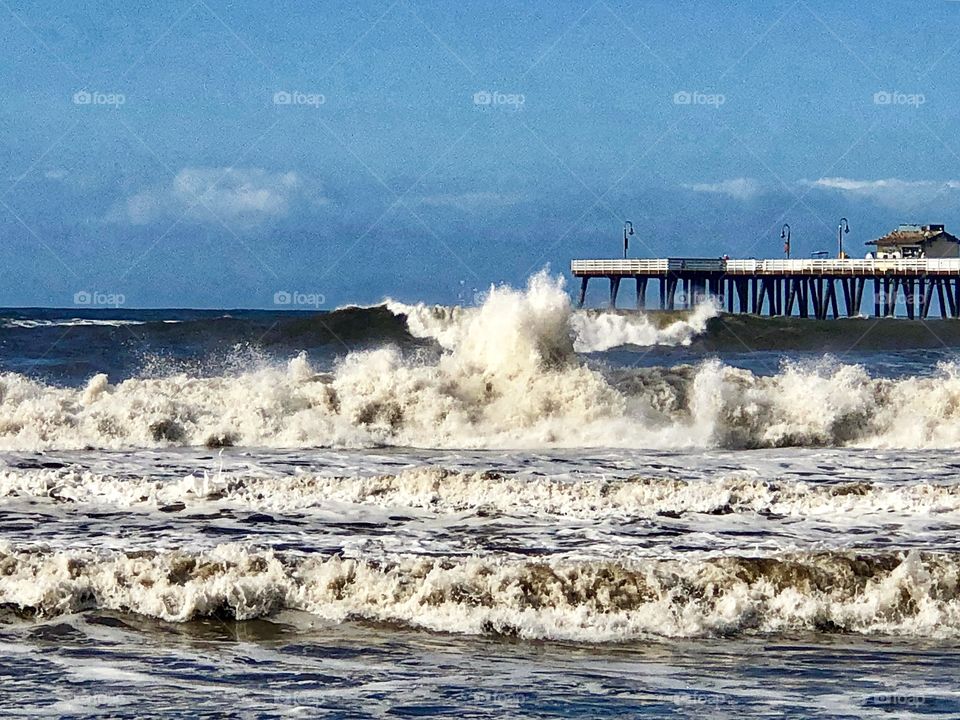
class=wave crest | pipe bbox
[6,466,960,519]
[387,272,716,353]
[3,274,960,450]
[2,544,957,640]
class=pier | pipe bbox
[572,258,960,319]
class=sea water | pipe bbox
[1,272,959,718]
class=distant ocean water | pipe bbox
[2,271,960,717]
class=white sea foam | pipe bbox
[569,302,718,352]
[4,465,960,520]
[1,318,148,329]
[386,280,718,353]
[2,273,960,451]
[1,543,957,641]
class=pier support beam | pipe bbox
[737,280,748,313]
[578,277,589,308]
[921,279,933,319]
[666,276,678,310]
[636,277,647,310]
[710,276,722,304]
[808,278,821,319]
[797,278,808,318]
[824,279,839,319]
[609,277,621,308]
[760,278,776,316]
[884,278,897,318]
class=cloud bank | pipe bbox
[804,177,960,210]
[111,167,313,226]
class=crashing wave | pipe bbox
[4,354,960,451]
[3,272,960,450]
[1,543,958,640]
[386,279,717,353]
[5,466,960,520]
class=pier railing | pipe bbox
[572,258,960,277]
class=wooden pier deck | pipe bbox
[572,258,960,319]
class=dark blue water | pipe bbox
[4,307,959,385]
[0,306,417,384]
[3,616,957,718]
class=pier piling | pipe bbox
[609,277,621,308]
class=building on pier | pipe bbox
[571,257,960,319]
[866,224,959,259]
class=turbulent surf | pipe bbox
[4,270,960,657]
[2,272,960,451]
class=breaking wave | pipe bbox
[3,272,960,451]
[2,543,958,640]
[386,289,717,353]
[5,466,960,519]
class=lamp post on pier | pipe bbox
[838,218,849,259]
[781,224,791,259]
[623,221,634,259]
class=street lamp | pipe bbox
[781,223,791,259]
[623,221,634,259]
[838,218,849,259]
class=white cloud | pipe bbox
[686,177,763,201]
[110,167,313,226]
[685,176,960,209]
[804,177,960,209]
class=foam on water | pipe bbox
[1,318,148,329]
[2,543,957,641]
[386,280,718,353]
[5,465,960,520]
[3,273,960,450]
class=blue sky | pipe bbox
[1,0,959,308]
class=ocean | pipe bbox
[2,271,960,718]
